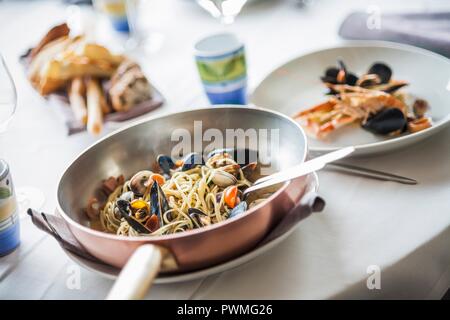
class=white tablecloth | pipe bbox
[0,0,449,299]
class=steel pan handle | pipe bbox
[106,244,175,300]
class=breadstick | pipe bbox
[68,77,88,124]
[86,78,103,135]
[99,84,111,115]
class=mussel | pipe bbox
[321,60,358,86]
[181,152,204,171]
[157,154,175,177]
[229,201,248,219]
[367,62,392,84]
[130,170,153,196]
[188,208,211,228]
[362,108,407,135]
[116,199,151,234]
[150,181,170,226]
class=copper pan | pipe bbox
[56,106,315,299]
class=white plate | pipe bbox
[251,41,450,156]
[64,173,318,284]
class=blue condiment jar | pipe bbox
[0,159,20,256]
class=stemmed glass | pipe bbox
[0,54,45,214]
[125,0,165,54]
[0,55,16,134]
[197,0,248,25]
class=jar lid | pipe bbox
[0,159,8,180]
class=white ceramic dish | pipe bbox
[65,173,318,284]
[251,41,450,156]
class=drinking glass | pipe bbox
[125,0,165,54]
[196,0,248,25]
[0,54,45,213]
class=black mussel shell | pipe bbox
[321,67,339,84]
[188,208,210,228]
[321,64,358,86]
[157,154,175,176]
[116,199,150,234]
[368,63,392,84]
[229,201,248,219]
[181,152,204,171]
[382,82,408,94]
[345,73,358,86]
[150,182,170,226]
[362,108,407,135]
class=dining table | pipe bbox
[1,0,450,300]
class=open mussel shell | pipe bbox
[321,60,358,86]
[367,62,392,84]
[211,170,238,188]
[188,208,211,228]
[181,152,204,171]
[150,181,169,226]
[363,108,407,135]
[116,199,151,234]
[130,170,153,196]
[229,201,248,219]
[157,154,175,176]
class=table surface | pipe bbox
[1,0,450,300]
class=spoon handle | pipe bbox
[243,147,355,196]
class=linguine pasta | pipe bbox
[96,152,254,237]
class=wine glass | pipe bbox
[0,55,16,134]
[197,0,248,25]
[125,0,165,54]
[0,54,45,215]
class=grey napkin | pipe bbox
[26,192,324,271]
[339,12,450,58]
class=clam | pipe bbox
[119,191,134,202]
[181,152,204,171]
[211,170,238,188]
[116,199,150,234]
[207,148,257,166]
[188,208,211,228]
[150,181,170,226]
[413,99,429,118]
[241,161,258,180]
[229,201,247,219]
[130,170,153,196]
[362,108,407,135]
[157,154,175,177]
[206,148,233,160]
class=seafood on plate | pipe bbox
[293,60,432,139]
[85,149,268,237]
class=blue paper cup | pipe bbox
[0,213,20,257]
[0,159,20,256]
[194,33,247,105]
